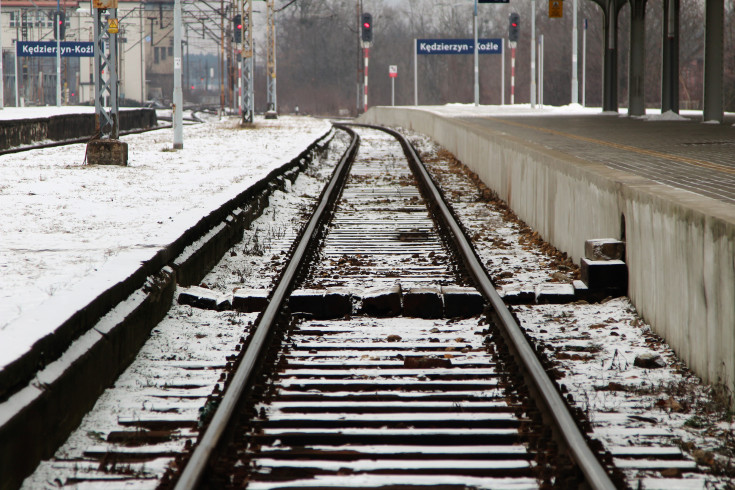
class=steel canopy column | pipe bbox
[628,0,647,116]
[703,0,723,122]
[592,0,625,112]
[661,0,679,113]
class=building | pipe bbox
[1,0,174,107]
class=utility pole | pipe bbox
[265,0,277,118]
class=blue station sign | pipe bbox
[417,38,502,55]
[17,41,94,57]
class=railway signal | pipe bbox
[361,13,372,44]
[233,14,242,43]
[54,11,66,40]
[508,13,519,43]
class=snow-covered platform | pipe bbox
[360,104,735,395]
[0,114,331,487]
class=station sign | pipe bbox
[16,41,94,57]
[416,38,502,55]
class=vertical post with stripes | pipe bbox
[363,47,369,112]
[510,43,516,104]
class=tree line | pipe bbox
[267,0,728,116]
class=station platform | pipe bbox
[360,105,735,393]
[458,109,735,205]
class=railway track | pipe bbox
[21,123,712,489]
[167,125,617,490]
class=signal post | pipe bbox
[361,13,372,113]
[508,13,519,104]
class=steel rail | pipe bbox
[372,124,617,490]
[173,126,359,490]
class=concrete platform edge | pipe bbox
[0,127,333,490]
[0,109,158,150]
[359,107,735,394]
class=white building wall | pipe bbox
[1,1,146,105]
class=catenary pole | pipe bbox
[56,0,61,106]
[473,0,478,106]
[0,0,4,109]
[582,18,587,106]
[530,0,536,108]
[15,10,19,107]
[571,0,578,104]
[173,0,183,148]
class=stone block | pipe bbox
[360,283,402,317]
[288,289,325,317]
[584,238,625,261]
[499,286,535,305]
[403,286,443,319]
[535,283,576,304]
[323,287,353,319]
[86,139,128,166]
[572,280,589,301]
[233,289,269,312]
[442,286,484,317]
[581,258,628,294]
[178,286,219,310]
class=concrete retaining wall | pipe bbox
[0,108,158,150]
[361,107,735,393]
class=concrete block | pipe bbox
[403,286,443,319]
[217,296,232,311]
[289,289,325,317]
[535,283,576,304]
[499,286,535,305]
[572,280,589,301]
[323,288,353,319]
[233,289,269,312]
[442,286,484,317]
[86,139,128,166]
[360,283,402,317]
[584,238,625,261]
[581,258,628,294]
[178,286,219,310]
